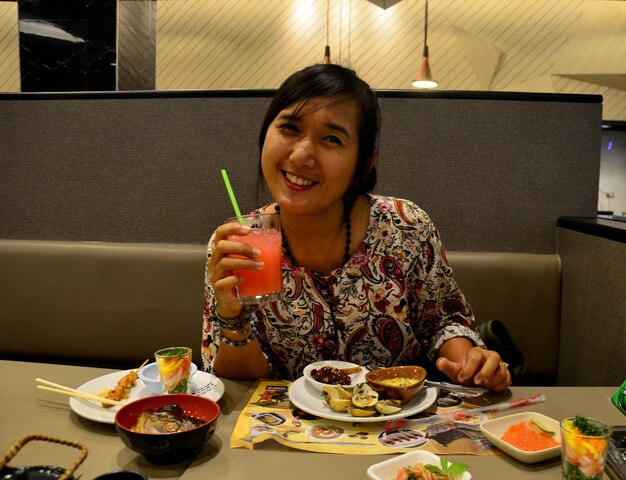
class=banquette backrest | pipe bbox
[0,239,560,385]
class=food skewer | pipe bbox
[100,360,148,408]
[36,384,125,406]
[37,360,148,408]
[137,358,149,371]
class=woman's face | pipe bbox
[261,98,360,217]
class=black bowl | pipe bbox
[115,394,220,464]
[93,472,148,480]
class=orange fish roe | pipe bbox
[501,421,560,451]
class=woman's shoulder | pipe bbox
[370,194,433,227]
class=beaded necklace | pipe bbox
[274,201,353,361]
[274,202,352,267]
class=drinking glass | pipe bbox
[561,416,612,480]
[154,347,192,394]
[226,213,282,304]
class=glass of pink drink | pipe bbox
[226,213,282,304]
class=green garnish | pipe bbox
[162,347,189,358]
[424,457,469,478]
[572,416,603,436]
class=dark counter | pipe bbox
[557,217,626,244]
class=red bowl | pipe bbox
[115,394,220,463]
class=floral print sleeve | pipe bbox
[201,233,219,374]
[400,200,485,361]
[201,227,270,375]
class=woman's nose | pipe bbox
[289,138,315,167]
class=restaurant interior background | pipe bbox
[0,0,625,216]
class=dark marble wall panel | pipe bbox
[17,0,116,92]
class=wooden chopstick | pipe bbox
[36,377,80,392]
[36,378,126,406]
[36,385,125,406]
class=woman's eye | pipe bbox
[278,123,298,133]
[324,135,343,145]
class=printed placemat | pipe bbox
[230,381,503,455]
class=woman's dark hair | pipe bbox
[258,64,380,199]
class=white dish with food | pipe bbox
[367,450,472,480]
[302,360,367,392]
[479,411,561,463]
[68,369,224,424]
[137,361,198,394]
[288,375,437,423]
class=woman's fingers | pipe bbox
[440,347,512,390]
[208,222,271,318]
[457,348,487,383]
[472,349,511,390]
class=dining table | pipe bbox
[0,359,622,479]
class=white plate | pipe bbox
[69,369,225,424]
[367,450,472,480]
[479,411,561,463]
[302,360,368,392]
[288,376,437,423]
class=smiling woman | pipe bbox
[202,63,511,393]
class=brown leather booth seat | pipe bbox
[0,240,560,385]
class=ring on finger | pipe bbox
[499,361,509,370]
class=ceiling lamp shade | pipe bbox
[366,0,403,8]
[412,46,437,88]
[412,0,438,88]
[322,45,332,64]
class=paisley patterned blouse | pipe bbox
[202,195,484,380]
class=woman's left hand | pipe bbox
[436,346,511,392]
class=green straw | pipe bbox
[221,169,243,224]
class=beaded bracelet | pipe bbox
[215,308,246,330]
[216,319,258,347]
[213,306,258,347]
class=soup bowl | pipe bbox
[115,394,219,464]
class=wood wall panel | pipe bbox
[0,2,19,92]
[155,0,626,120]
[0,0,624,120]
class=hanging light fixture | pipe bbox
[412,0,437,88]
[322,0,332,64]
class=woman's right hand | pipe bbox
[207,222,262,319]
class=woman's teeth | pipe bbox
[285,172,314,186]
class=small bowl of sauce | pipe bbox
[365,366,426,404]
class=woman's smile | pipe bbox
[283,170,317,188]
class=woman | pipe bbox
[203,64,511,392]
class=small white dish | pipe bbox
[367,450,472,480]
[479,411,561,463]
[302,360,367,392]
[68,369,223,424]
[138,361,198,394]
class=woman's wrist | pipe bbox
[214,306,258,347]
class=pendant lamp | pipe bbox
[412,0,437,88]
[322,0,332,64]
